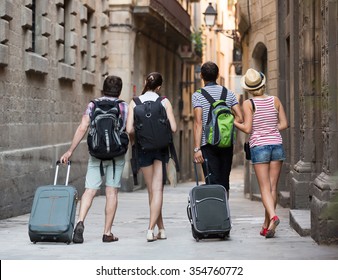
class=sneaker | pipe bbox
[146,229,157,242]
[156,229,167,240]
[73,221,84,243]
[102,234,119,242]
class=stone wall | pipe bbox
[0,0,110,219]
[277,0,338,244]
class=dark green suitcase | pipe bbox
[28,161,78,244]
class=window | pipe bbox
[22,0,49,74]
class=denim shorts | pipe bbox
[85,155,125,189]
[250,144,286,164]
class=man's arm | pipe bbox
[193,107,204,163]
[60,114,90,163]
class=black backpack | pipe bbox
[87,99,129,174]
[133,96,172,151]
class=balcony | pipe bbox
[133,0,191,45]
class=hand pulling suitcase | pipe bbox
[28,161,78,244]
[187,159,231,241]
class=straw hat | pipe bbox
[241,68,266,91]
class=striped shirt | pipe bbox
[192,83,239,146]
[84,96,128,130]
[249,96,282,147]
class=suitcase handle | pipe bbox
[187,205,192,223]
[193,158,211,185]
[54,160,71,186]
[193,160,199,186]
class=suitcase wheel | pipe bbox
[220,231,230,240]
[191,226,201,242]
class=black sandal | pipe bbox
[102,234,119,242]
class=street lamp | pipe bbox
[203,2,217,28]
[203,2,242,75]
[203,2,239,41]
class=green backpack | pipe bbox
[201,87,235,148]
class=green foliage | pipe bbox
[191,29,204,56]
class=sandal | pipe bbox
[266,216,280,238]
[102,234,119,242]
[260,227,268,237]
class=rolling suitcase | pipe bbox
[28,161,78,244]
[187,159,231,241]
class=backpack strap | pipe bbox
[201,88,216,105]
[133,96,165,104]
[220,86,228,101]
[90,98,122,115]
[169,142,180,172]
[249,98,255,112]
[130,145,139,185]
[133,97,142,105]
[201,86,228,105]
[131,97,141,185]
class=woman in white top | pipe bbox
[126,72,177,242]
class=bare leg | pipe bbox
[253,163,276,220]
[77,188,97,222]
[144,173,164,229]
[104,186,118,235]
[263,209,269,229]
[141,160,164,231]
[269,161,283,209]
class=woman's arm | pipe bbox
[274,97,288,131]
[165,100,177,133]
[234,99,253,134]
[232,103,243,123]
[126,100,135,135]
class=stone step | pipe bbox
[289,209,311,236]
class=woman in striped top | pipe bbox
[235,68,288,238]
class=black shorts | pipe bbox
[137,148,169,168]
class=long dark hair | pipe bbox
[141,72,163,95]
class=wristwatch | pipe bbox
[193,147,200,153]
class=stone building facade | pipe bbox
[237,0,338,244]
[277,0,338,244]
[0,0,111,219]
[0,0,200,219]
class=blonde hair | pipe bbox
[249,85,265,96]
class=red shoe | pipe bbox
[260,227,268,236]
[266,216,280,238]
